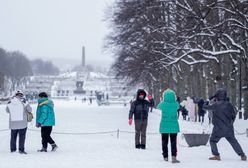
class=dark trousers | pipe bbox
[135,120,147,145]
[41,126,55,149]
[208,117,212,125]
[11,128,27,152]
[161,133,178,158]
[210,132,245,156]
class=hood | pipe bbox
[215,88,227,101]
[38,97,54,108]
[136,89,147,100]
[163,89,176,103]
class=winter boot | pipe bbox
[51,144,58,152]
[140,144,146,150]
[164,157,168,162]
[209,155,221,161]
[172,156,180,163]
[19,150,27,155]
[241,155,247,161]
[37,147,47,152]
[135,144,141,149]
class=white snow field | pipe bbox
[0,100,247,168]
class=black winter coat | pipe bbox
[129,89,154,120]
[198,99,206,116]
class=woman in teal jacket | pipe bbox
[157,89,180,163]
[36,92,58,152]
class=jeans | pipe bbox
[210,132,245,156]
[11,128,27,152]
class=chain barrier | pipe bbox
[0,129,9,132]
[234,129,247,135]
[28,128,118,135]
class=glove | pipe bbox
[36,123,41,128]
[148,95,153,101]
[128,119,132,125]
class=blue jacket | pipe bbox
[36,98,55,126]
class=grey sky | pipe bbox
[0,0,114,68]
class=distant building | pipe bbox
[24,76,56,96]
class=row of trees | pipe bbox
[0,47,59,92]
[106,0,248,119]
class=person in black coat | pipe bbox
[203,88,247,161]
[128,89,154,149]
[198,99,206,123]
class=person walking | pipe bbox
[176,96,182,118]
[157,89,180,163]
[198,99,206,124]
[180,99,188,120]
[6,91,32,154]
[148,95,154,112]
[128,89,154,149]
[203,88,247,161]
[185,97,196,122]
[207,98,216,125]
[36,92,58,152]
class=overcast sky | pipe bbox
[0,0,114,68]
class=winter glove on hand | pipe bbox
[128,119,132,125]
[36,123,41,128]
[148,95,153,101]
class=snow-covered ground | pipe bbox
[0,100,247,168]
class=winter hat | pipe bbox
[148,95,153,100]
[15,90,23,96]
[38,92,48,98]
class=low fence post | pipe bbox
[117,129,120,139]
[246,129,248,137]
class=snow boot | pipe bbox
[241,155,247,161]
[164,157,168,162]
[51,144,58,152]
[37,147,47,152]
[19,151,27,155]
[135,144,141,149]
[140,144,146,150]
[172,156,180,163]
[209,155,221,161]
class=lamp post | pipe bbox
[239,56,242,119]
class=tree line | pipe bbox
[0,47,59,92]
[106,0,248,119]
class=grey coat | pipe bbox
[6,96,32,130]
[203,89,236,137]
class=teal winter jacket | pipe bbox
[157,89,180,133]
[36,98,55,126]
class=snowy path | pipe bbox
[0,100,247,168]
